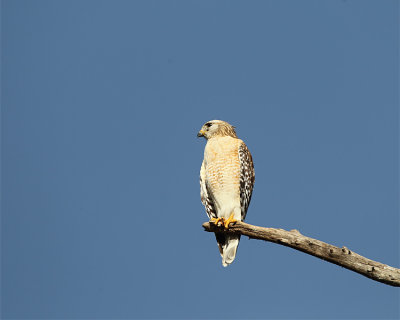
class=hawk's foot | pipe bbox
[224,213,237,229]
[210,217,224,227]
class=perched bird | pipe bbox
[198,120,255,267]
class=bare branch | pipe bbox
[202,221,400,287]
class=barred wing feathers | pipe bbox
[238,141,255,221]
[200,161,217,220]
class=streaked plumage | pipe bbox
[198,120,255,266]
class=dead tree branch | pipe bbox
[202,221,400,287]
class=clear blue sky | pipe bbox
[1,0,398,318]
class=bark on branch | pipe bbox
[202,221,400,287]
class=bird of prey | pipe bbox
[198,120,255,266]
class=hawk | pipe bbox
[198,120,255,267]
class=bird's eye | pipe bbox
[205,123,212,128]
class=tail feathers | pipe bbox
[215,234,240,267]
[222,235,240,267]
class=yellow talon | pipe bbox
[224,213,237,229]
[210,217,224,226]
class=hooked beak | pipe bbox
[197,129,206,137]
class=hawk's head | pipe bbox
[197,120,237,139]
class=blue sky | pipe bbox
[1,0,399,318]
